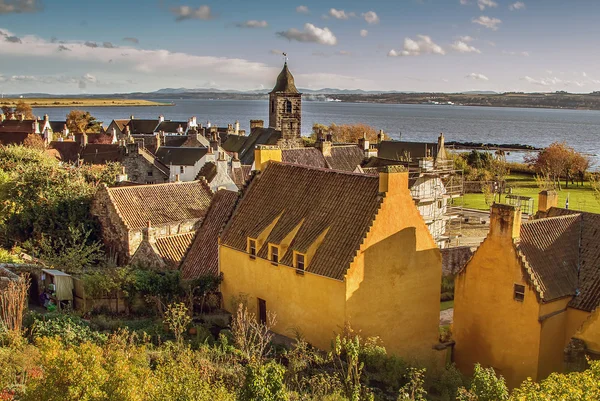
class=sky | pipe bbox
[0,0,598,94]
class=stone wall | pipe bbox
[269,93,302,139]
[122,143,169,184]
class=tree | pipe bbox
[312,123,388,143]
[456,364,509,401]
[66,110,102,134]
[23,134,46,150]
[1,101,35,120]
[525,142,589,189]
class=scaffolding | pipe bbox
[407,158,464,249]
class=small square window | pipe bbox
[248,239,257,257]
[180,166,185,174]
[296,253,305,275]
[147,171,153,177]
[270,245,279,264]
[514,284,525,302]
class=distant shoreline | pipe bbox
[1,98,173,108]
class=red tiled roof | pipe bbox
[154,232,196,269]
[180,190,239,279]
[230,165,251,189]
[105,180,213,230]
[220,162,383,280]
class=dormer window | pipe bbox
[248,238,257,258]
[270,245,279,264]
[295,253,305,275]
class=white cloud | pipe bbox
[360,29,368,37]
[329,8,351,20]
[583,72,588,78]
[296,5,309,14]
[0,0,41,14]
[237,20,268,28]
[171,5,214,21]
[522,76,584,88]
[337,50,352,56]
[388,35,445,57]
[363,11,379,24]
[509,2,525,11]
[276,23,337,46]
[459,35,475,42]
[502,50,530,56]
[466,72,489,81]
[451,41,481,53]
[477,0,497,11]
[472,15,502,30]
[459,0,469,4]
[269,49,283,55]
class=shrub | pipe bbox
[27,312,107,346]
[241,361,288,401]
[456,364,508,401]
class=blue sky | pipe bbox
[0,0,598,94]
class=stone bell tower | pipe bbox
[269,61,302,142]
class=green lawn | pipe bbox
[440,300,454,311]
[459,174,600,214]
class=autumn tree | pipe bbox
[23,133,46,150]
[1,101,35,120]
[525,142,589,189]
[66,110,102,134]
[312,123,388,143]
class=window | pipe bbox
[248,239,257,258]
[147,171,153,177]
[271,100,275,113]
[270,245,279,264]
[296,253,305,275]
[285,100,292,113]
[437,200,442,209]
[180,166,185,174]
[514,284,525,302]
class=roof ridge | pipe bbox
[108,180,204,191]
[523,213,582,227]
[274,161,378,178]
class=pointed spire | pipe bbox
[271,61,299,94]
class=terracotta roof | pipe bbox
[0,120,36,133]
[0,132,29,145]
[48,141,82,163]
[515,214,581,303]
[271,62,299,94]
[378,141,438,161]
[104,180,213,230]
[325,145,365,171]
[282,148,328,169]
[221,162,383,281]
[180,190,239,279]
[442,246,474,276]
[154,232,196,269]
[155,146,208,166]
[540,207,600,311]
[81,144,123,164]
[230,165,251,189]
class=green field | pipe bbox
[460,174,600,214]
[1,98,171,108]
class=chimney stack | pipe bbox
[159,115,165,123]
[254,145,282,172]
[232,152,241,169]
[155,132,162,149]
[377,130,384,144]
[235,120,240,135]
[489,203,521,240]
[538,190,558,214]
[378,165,408,195]
[111,128,118,144]
[143,220,156,244]
[358,133,369,151]
[82,132,88,147]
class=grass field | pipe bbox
[1,98,171,108]
[440,300,454,311]
[460,174,600,214]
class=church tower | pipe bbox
[269,62,302,141]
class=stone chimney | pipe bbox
[207,121,212,128]
[217,152,228,176]
[378,165,408,195]
[177,124,184,135]
[130,115,134,120]
[250,120,264,134]
[205,147,216,163]
[315,131,332,156]
[210,132,221,151]
[358,133,369,151]
[155,132,162,150]
[232,152,241,169]
[436,132,448,161]
[377,130,384,144]
[44,129,53,145]
[254,145,282,172]
[158,115,165,123]
[235,120,240,135]
[82,133,88,147]
[111,128,118,144]
[125,125,131,137]
[191,116,197,127]
[175,174,180,182]
[32,118,40,134]
[538,190,558,213]
[489,203,521,240]
[143,221,156,244]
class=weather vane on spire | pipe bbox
[283,52,288,63]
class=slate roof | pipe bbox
[49,121,66,133]
[104,180,213,230]
[221,135,248,154]
[326,146,365,171]
[154,232,196,269]
[81,144,122,165]
[162,136,188,148]
[155,147,208,166]
[282,148,328,169]
[0,120,36,133]
[127,119,159,135]
[441,246,474,276]
[271,62,300,94]
[378,141,438,161]
[180,190,240,279]
[238,128,282,165]
[156,121,186,133]
[48,141,82,163]
[220,162,383,281]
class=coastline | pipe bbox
[1,99,173,108]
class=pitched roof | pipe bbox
[80,144,122,165]
[378,141,438,161]
[180,190,239,279]
[230,164,252,189]
[542,207,600,311]
[0,132,29,145]
[238,128,282,165]
[221,135,248,154]
[127,119,159,135]
[154,232,196,269]
[104,180,213,230]
[155,146,208,166]
[0,120,36,133]
[441,246,474,276]
[282,148,328,169]
[515,214,581,303]
[271,62,300,94]
[221,162,383,280]
[325,145,365,171]
[196,161,217,182]
[49,141,82,163]
[49,121,66,133]
[156,121,186,133]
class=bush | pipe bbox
[241,361,288,401]
[26,312,107,346]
